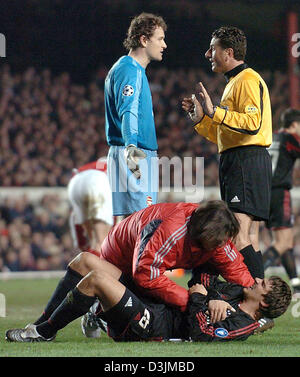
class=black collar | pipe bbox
[224,63,248,82]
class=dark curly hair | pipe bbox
[123,12,167,51]
[188,200,240,252]
[260,276,292,319]
[212,26,247,61]
[280,108,300,129]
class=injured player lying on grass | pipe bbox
[5,259,291,342]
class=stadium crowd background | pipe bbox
[1,0,300,271]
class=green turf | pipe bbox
[0,275,300,357]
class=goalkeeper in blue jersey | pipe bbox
[104,13,167,217]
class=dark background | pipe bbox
[1,0,300,83]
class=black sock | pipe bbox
[255,251,264,279]
[239,245,264,279]
[281,248,297,280]
[102,288,147,338]
[34,267,83,325]
[36,287,96,339]
[262,246,280,271]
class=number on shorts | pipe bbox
[138,308,151,329]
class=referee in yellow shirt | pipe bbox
[182,26,272,280]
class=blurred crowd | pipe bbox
[0,194,75,272]
[0,64,295,187]
[0,64,299,271]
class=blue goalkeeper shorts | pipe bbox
[107,145,158,216]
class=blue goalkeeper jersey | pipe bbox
[104,55,158,151]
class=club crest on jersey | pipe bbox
[122,85,134,96]
[214,328,229,338]
[146,196,153,206]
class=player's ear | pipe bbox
[259,299,269,309]
[140,35,148,48]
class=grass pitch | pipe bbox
[1,274,300,358]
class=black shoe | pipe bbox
[254,317,275,334]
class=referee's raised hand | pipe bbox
[198,82,215,118]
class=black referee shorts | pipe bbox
[219,145,272,221]
[266,187,294,229]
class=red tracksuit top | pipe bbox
[100,202,254,311]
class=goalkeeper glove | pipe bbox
[124,144,146,179]
[187,94,204,123]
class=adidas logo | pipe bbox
[230,195,240,203]
[125,297,133,307]
[224,244,237,262]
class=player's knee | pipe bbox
[68,251,97,276]
[85,270,101,286]
[234,233,251,251]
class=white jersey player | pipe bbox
[68,158,113,255]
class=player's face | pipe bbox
[294,121,300,137]
[145,26,167,62]
[205,37,229,73]
[244,277,273,301]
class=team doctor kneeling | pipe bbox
[6,200,291,342]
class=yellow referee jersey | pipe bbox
[194,64,272,153]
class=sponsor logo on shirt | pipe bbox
[214,328,229,338]
[245,105,258,113]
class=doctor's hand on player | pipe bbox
[189,283,236,323]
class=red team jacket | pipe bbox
[100,202,254,312]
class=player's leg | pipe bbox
[272,227,300,296]
[79,271,153,341]
[33,270,123,340]
[81,171,114,252]
[6,269,151,342]
[6,270,106,342]
[70,251,122,279]
[233,212,252,250]
[33,261,84,325]
[86,219,112,252]
[249,220,264,277]
[69,211,90,251]
[233,213,264,279]
[263,189,297,284]
[107,145,158,217]
[68,176,90,251]
[220,146,271,279]
[263,228,292,269]
[249,220,260,252]
[281,248,300,297]
[34,252,121,325]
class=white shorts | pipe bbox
[67,169,113,226]
[107,146,158,216]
